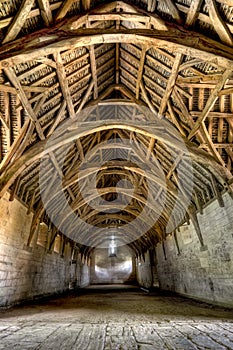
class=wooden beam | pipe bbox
[88,13,150,23]
[86,84,117,107]
[147,0,157,12]
[164,0,182,24]
[71,204,157,229]
[4,67,45,140]
[55,0,75,21]
[210,173,225,207]
[77,139,84,161]
[33,94,48,116]
[88,46,98,99]
[167,151,184,179]
[2,0,34,44]
[201,122,226,166]
[206,0,233,46]
[0,119,34,172]
[190,111,233,118]
[226,147,233,166]
[77,80,94,113]
[116,42,120,84]
[49,227,58,251]
[1,28,233,69]
[173,229,180,255]
[3,91,11,151]
[82,0,91,11]
[9,176,20,201]
[177,2,233,33]
[188,209,205,247]
[218,86,233,96]
[57,187,172,231]
[146,138,155,160]
[115,6,120,85]
[46,100,66,137]
[37,0,53,26]
[194,191,203,214]
[185,0,203,27]
[167,99,186,137]
[117,1,167,30]
[0,111,9,131]
[178,58,205,72]
[85,9,98,99]
[136,47,147,99]
[54,52,76,119]
[140,80,157,115]
[0,84,16,94]
[200,143,233,148]
[159,53,183,116]
[27,190,36,214]
[0,3,61,31]
[0,113,231,199]
[172,88,227,168]
[188,68,232,140]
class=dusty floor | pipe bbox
[0,285,233,349]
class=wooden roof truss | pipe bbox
[0,0,233,256]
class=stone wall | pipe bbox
[156,192,233,307]
[90,246,136,284]
[136,251,153,289]
[69,254,90,289]
[0,193,90,307]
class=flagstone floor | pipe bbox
[0,285,233,349]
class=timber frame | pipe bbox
[0,0,233,257]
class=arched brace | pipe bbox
[0,115,229,201]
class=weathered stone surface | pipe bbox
[156,192,233,307]
[0,193,90,307]
[136,251,153,289]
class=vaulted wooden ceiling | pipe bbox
[0,0,233,257]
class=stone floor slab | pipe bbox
[0,285,232,350]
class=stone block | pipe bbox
[0,193,90,306]
[156,193,233,307]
